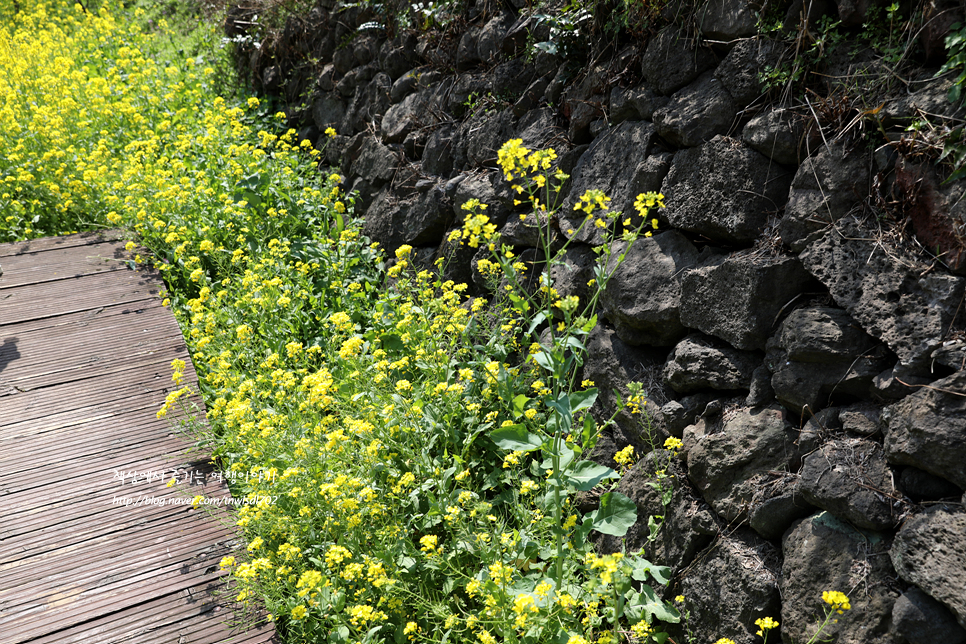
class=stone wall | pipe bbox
[228,1,966,642]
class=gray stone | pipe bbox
[779,142,872,251]
[447,72,490,116]
[600,450,717,573]
[456,24,483,70]
[898,467,963,502]
[489,57,537,103]
[609,84,670,124]
[779,307,876,363]
[311,93,347,130]
[477,11,516,63]
[891,505,966,630]
[892,587,966,644]
[452,172,510,230]
[743,108,806,166]
[465,109,516,168]
[799,438,900,531]
[601,231,710,347]
[389,68,421,103]
[352,34,380,66]
[662,392,718,437]
[686,405,791,523]
[515,107,561,151]
[714,38,781,107]
[746,364,775,408]
[880,77,963,127]
[422,123,465,178]
[697,0,759,40]
[381,84,443,143]
[767,307,890,416]
[654,72,739,148]
[933,338,966,370]
[748,473,813,540]
[500,211,559,250]
[799,219,966,371]
[680,255,813,351]
[894,156,966,274]
[511,76,551,117]
[663,333,761,393]
[884,369,966,489]
[782,512,899,644]
[501,15,533,56]
[378,36,419,80]
[662,136,794,244]
[834,0,875,26]
[838,402,881,436]
[335,63,376,98]
[549,243,597,306]
[567,98,605,145]
[317,64,337,92]
[347,136,398,188]
[873,364,934,401]
[640,26,717,96]
[583,324,670,454]
[677,530,781,644]
[545,64,569,105]
[362,183,453,254]
[558,121,659,245]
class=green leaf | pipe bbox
[541,443,576,472]
[490,424,544,452]
[533,350,554,372]
[589,491,637,537]
[508,293,530,315]
[512,394,530,418]
[636,584,681,623]
[527,311,548,335]
[547,391,572,425]
[563,460,619,491]
[581,414,598,451]
[630,556,671,585]
[380,333,405,352]
[569,388,597,414]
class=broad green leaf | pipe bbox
[637,584,681,623]
[527,311,548,335]
[581,414,598,450]
[589,491,637,537]
[508,293,530,315]
[490,424,544,452]
[512,394,530,418]
[547,391,572,423]
[563,460,618,491]
[630,556,671,585]
[379,333,405,352]
[541,444,576,472]
[533,350,554,372]
[569,388,597,414]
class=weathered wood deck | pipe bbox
[0,232,276,643]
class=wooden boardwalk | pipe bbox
[0,232,276,643]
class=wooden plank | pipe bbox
[0,233,274,643]
[0,230,126,258]
[0,270,161,325]
[0,240,133,289]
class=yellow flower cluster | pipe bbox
[755,615,780,636]
[823,590,851,613]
